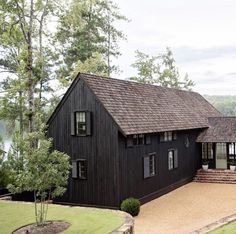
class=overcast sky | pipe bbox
[113,0,236,95]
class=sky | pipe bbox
[113,0,236,95]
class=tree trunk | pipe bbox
[107,12,111,77]
[27,0,34,133]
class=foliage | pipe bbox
[0,136,9,188]
[0,201,123,234]
[130,48,195,90]
[0,120,6,137]
[202,159,209,165]
[204,95,236,116]
[56,0,128,85]
[0,0,63,135]
[7,128,70,226]
[120,197,140,216]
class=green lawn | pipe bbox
[208,220,236,234]
[0,201,123,234]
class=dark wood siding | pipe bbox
[48,78,120,208]
[118,129,202,204]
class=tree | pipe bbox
[56,0,128,84]
[0,0,62,134]
[130,47,195,90]
[7,128,70,225]
[0,136,8,188]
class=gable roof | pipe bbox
[80,73,221,135]
[196,117,236,142]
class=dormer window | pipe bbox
[133,134,145,145]
[127,134,151,147]
[76,112,86,135]
[160,131,177,142]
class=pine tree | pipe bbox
[56,0,128,84]
[130,48,195,90]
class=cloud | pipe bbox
[174,46,236,63]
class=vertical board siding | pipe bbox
[48,79,120,207]
[118,130,201,203]
[48,77,203,208]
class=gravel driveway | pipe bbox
[134,182,236,234]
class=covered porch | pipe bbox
[197,117,236,169]
[200,142,236,169]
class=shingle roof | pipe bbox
[81,73,221,135]
[196,117,236,142]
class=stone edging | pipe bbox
[190,214,236,234]
[111,211,134,234]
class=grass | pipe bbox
[0,201,123,234]
[208,220,236,234]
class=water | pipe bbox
[3,139,11,154]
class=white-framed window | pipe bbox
[143,153,156,178]
[160,131,177,142]
[228,143,236,160]
[168,149,178,170]
[127,134,151,147]
[76,112,86,135]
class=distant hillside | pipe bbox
[204,95,236,116]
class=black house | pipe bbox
[47,73,227,209]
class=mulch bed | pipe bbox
[13,221,70,234]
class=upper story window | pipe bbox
[76,112,86,135]
[133,134,145,145]
[168,149,178,170]
[202,143,213,159]
[160,131,177,142]
[72,159,87,180]
[143,153,156,178]
[127,134,151,147]
[71,111,91,136]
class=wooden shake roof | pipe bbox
[196,117,236,142]
[81,73,221,135]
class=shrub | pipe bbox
[120,197,140,216]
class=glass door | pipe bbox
[216,143,227,169]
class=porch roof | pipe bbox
[196,117,236,142]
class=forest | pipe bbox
[204,95,236,116]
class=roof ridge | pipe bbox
[80,73,198,95]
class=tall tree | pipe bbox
[56,0,128,85]
[0,0,61,134]
[130,48,195,90]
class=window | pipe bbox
[127,134,151,147]
[160,131,177,142]
[76,112,86,135]
[133,134,145,145]
[143,153,156,178]
[202,143,213,159]
[78,160,87,179]
[229,143,236,160]
[71,111,91,136]
[168,149,178,170]
[71,159,87,179]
